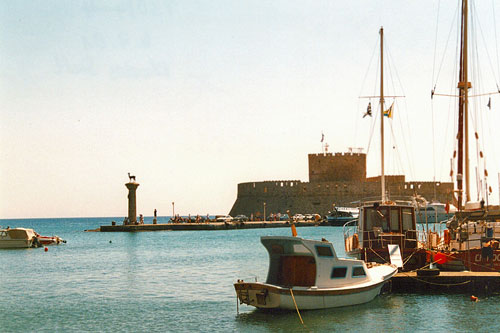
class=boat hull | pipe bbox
[0,239,33,249]
[430,249,500,272]
[234,281,386,310]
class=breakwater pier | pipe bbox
[99,220,319,232]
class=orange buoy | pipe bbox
[44,247,48,252]
[470,295,478,302]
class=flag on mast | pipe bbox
[321,132,324,143]
[363,102,372,118]
[384,102,394,118]
[487,97,491,110]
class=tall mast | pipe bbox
[463,0,470,203]
[380,27,386,202]
[457,0,471,210]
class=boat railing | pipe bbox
[358,228,421,252]
[342,219,358,241]
[351,196,416,208]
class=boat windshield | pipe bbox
[364,206,415,233]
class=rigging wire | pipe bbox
[366,37,381,160]
[432,2,461,89]
[493,0,500,83]
[356,36,380,149]
[430,0,442,194]
[385,41,415,180]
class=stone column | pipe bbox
[125,182,140,224]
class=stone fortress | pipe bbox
[229,151,453,218]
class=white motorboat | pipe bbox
[234,235,397,310]
[415,201,455,224]
[0,227,41,249]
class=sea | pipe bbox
[1,217,499,332]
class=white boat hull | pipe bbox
[235,280,386,310]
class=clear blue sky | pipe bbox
[1,1,499,218]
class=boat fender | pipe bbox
[352,234,359,249]
[443,229,450,245]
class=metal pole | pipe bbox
[263,202,266,222]
[380,27,386,203]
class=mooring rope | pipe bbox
[289,288,304,326]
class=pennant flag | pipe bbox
[363,102,372,118]
[321,132,324,143]
[487,97,491,110]
[384,102,394,118]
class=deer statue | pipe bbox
[128,172,136,182]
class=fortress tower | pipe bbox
[308,152,366,182]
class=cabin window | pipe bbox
[390,208,400,232]
[315,245,334,257]
[402,208,413,231]
[365,207,389,232]
[352,266,366,277]
[293,244,310,254]
[331,267,347,279]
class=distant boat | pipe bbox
[0,228,41,248]
[234,235,397,310]
[0,227,66,249]
[415,202,455,224]
[323,207,357,226]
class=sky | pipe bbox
[1,0,500,218]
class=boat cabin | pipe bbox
[261,236,371,289]
[344,201,425,270]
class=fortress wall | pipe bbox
[229,179,454,217]
[308,153,366,182]
[229,151,453,217]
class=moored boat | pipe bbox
[424,0,500,272]
[323,207,357,226]
[342,27,427,271]
[344,199,427,271]
[234,235,397,310]
[36,233,67,245]
[0,227,41,249]
[415,201,455,224]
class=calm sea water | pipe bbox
[1,218,499,332]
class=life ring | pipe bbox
[352,233,359,249]
[443,229,450,245]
